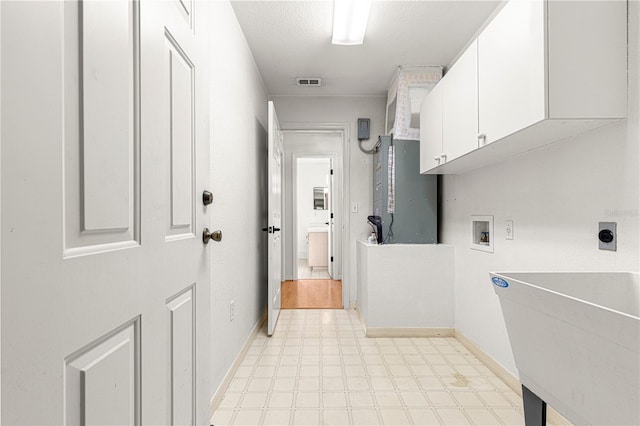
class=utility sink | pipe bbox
[490,272,639,426]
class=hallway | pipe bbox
[211,309,525,426]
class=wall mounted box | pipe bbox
[471,215,494,253]
[357,118,370,140]
[420,0,627,175]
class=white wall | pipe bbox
[296,158,330,259]
[441,3,640,376]
[208,1,269,399]
[271,96,387,306]
[357,242,455,329]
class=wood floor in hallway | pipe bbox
[281,279,342,309]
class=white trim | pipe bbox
[270,94,386,99]
[354,307,454,337]
[354,305,454,337]
[0,1,3,414]
[281,123,351,310]
[366,327,455,338]
[209,310,267,417]
[455,331,571,426]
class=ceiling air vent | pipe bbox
[296,77,322,87]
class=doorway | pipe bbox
[295,157,332,280]
[281,130,346,309]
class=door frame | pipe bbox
[1,2,3,414]
[292,154,338,279]
[281,123,350,310]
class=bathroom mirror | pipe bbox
[313,187,328,210]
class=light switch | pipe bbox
[505,220,514,240]
[351,202,359,213]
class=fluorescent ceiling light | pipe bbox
[332,0,372,45]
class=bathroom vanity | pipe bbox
[307,224,328,269]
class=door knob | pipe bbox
[203,228,222,244]
[202,190,213,206]
[273,227,281,232]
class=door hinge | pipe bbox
[330,169,334,175]
[330,213,334,219]
[331,256,334,262]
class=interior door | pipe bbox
[267,101,283,336]
[1,1,211,424]
[327,159,335,278]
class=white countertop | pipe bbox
[308,224,329,233]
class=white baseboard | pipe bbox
[354,305,454,338]
[365,327,455,338]
[209,309,267,418]
[455,330,571,426]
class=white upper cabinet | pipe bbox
[546,1,627,119]
[420,82,443,172]
[443,40,479,163]
[420,0,627,175]
[478,0,545,145]
[420,41,478,174]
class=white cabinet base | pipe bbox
[423,118,620,175]
[356,241,455,328]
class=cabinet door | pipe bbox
[478,0,546,144]
[443,40,478,163]
[419,82,443,173]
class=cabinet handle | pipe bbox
[434,156,441,165]
[440,154,447,163]
[477,133,487,146]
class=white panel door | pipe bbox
[477,0,546,144]
[1,1,211,424]
[267,101,283,336]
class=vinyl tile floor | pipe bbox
[211,309,525,426]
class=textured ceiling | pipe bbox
[230,0,502,96]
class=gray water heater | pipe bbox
[373,136,437,244]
